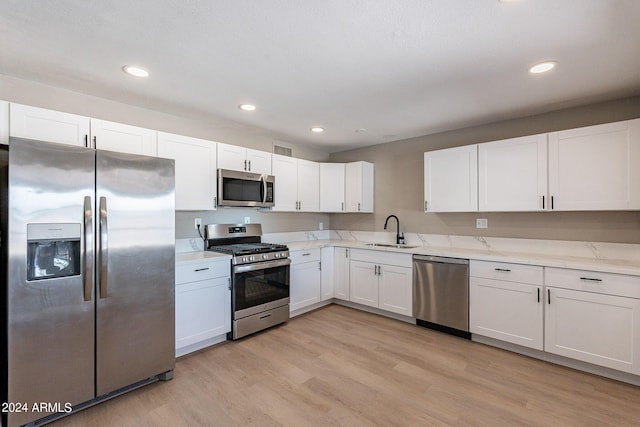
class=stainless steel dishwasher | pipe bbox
[413,255,470,339]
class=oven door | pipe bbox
[232,258,290,319]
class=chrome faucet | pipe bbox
[384,214,404,245]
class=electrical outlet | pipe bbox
[244,216,251,224]
[476,218,488,229]
[194,218,202,230]
[319,222,324,231]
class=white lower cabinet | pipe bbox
[470,261,544,350]
[290,249,322,313]
[544,267,640,375]
[175,258,231,357]
[334,247,351,301]
[349,249,412,316]
[320,247,335,301]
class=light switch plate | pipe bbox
[476,218,488,229]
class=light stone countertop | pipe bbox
[286,239,640,276]
[175,251,231,265]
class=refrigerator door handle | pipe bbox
[98,196,109,299]
[83,196,93,302]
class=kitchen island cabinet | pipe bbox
[175,257,231,357]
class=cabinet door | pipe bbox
[548,119,640,210]
[271,154,298,211]
[334,247,350,301]
[217,142,247,171]
[378,264,413,316]
[10,103,90,147]
[157,132,217,210]
[545,287,640,373]
[349,260,378,308]
[320,163,346,212]
[320,247,335,301]
[345,161,374,212]
[478,134,547,212]
[1,101,9,145]
[246,148,272,174]
[470,277,543,350]
[297,159,320,212]
[290,261,322,311]
[175,276,231,351]
[91,119,156,156]
[424,145,478,212]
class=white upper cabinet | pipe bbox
[91,119,157,156]
[271,154,319,212]
[217,142,272,174]
[478,134,547,212]
[424,145,478,212]
[9,103,90,147]
[0,101,8,145]
[319,163,346,212]
[345,161,374,212]
[157,132,217,210]
[548,119,640,211]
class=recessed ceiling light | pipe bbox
[122,65,149,78]
[311,127,324,133]
[529,61,557,74]
[355,128,367,133]
[239,104,256,111]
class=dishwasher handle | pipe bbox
[413,255,469,265]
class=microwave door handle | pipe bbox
[261,175,267,205]
[83,196,93,302]
[98,196,108,299]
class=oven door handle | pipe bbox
[234,258,291,273]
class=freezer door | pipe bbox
[7,138,95,427]
[95,150,175,397]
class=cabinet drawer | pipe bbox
[470,260,543,285]
[350,249,412,268]
[176,260,229,284]
[545,267,640,299]
[290,248,321,264]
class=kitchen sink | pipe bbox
[365,243,419,249]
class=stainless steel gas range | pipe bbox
[204,224,290,340]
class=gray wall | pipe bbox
[330,96,640,244]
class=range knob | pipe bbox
[262,254,268,260]
[281,252,288,258]
[250,256,255,262]
[242,257,247,263]
[274,253,280,258]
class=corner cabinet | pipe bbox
[349,249,412,316]
[548,119,640,210]
[175,258,231,357]
[478,134,547,212]
[157,132,217,210]
[469,261,544,350]
[424,145,477,212]
[345,161,374,212]
[320,247,335,301]
[544,268,640,375]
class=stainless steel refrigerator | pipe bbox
[1,138,175,427]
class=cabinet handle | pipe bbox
[551,196,554,210]
[248,160,252,171]
[302,253,311,256]
[213,196,217,207]
[537,288,540,303]
[494,268,511,272]
[345,248,349,258]
[194,267,210,272]
[92,136,97,149]
[548,289,551,305]
[84,134,89,148]
[374,265,378,275]
[318,261,322,271]
[424,200,428,211]
[378,265,381,276]
[580,277,602,282]
[228,277,231,290]
[358,202,361,211]
[542,195,545,210]
[244,159,247,170]
[341,202,344,211]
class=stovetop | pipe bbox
[207,242,288,256]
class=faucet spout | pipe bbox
[383,214,404,245]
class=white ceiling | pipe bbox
[1,0,639,153]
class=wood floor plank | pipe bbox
[50,304,640,426]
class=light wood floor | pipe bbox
[52,304,640,426]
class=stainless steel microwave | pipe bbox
[217,169,275,208]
